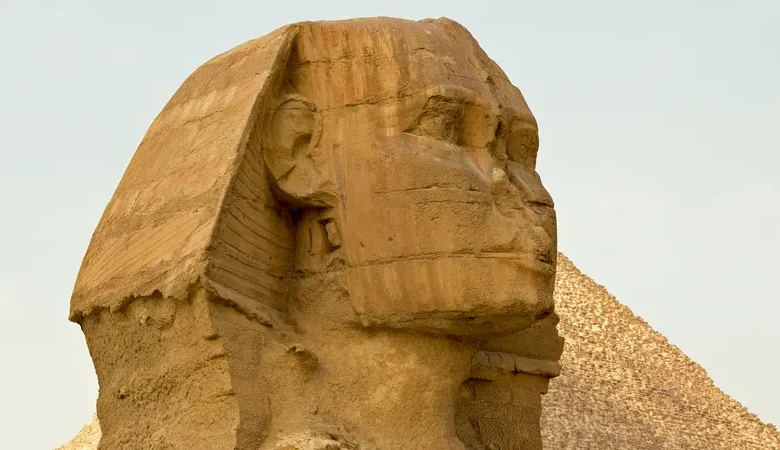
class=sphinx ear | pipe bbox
[263,94,337,208]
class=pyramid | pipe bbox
[542,254,779,449]
[59,254,780,449]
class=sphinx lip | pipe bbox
[356,252,555,274]
[536,251,554,265]
[475,252,554,274]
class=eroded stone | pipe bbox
[70,17,561,449]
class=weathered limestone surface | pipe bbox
[70,17,562,450]
[61,255,780,450]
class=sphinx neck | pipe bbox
[301,323,478,449]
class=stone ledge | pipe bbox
[470,350,561,380]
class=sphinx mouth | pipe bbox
[536,251,553,265]
[474,251,555,275]
[356,251,555,274]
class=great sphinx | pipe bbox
[70,17,564,449]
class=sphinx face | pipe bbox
[286,21,557,336]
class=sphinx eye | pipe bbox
[506,121,540,168]
[405,96,465,144]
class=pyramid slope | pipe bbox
[57,414,99,450]
[542,254,780,449]
[59,254,779,449]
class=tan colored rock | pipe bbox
[70,17,560,449]
[61,255,780,450]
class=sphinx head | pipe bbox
[260,18,556,337]
[68,18,560,449]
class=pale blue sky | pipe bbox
[0,1,778,448]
